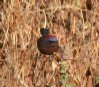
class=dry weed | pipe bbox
[0,0,99,87]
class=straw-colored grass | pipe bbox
[0,0,99,87]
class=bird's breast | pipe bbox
[37,36,59,55]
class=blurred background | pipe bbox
[0,0,99,87]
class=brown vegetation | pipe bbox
[0,0,99,87]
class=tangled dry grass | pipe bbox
[0,0,99,87]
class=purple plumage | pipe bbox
[48,37,57,41]
[37,28,59,55]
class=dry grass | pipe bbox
[0,0,99,87]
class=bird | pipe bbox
[37,28,59,55]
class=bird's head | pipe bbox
[40,28,49,36]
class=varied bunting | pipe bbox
[37,28,59,55]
